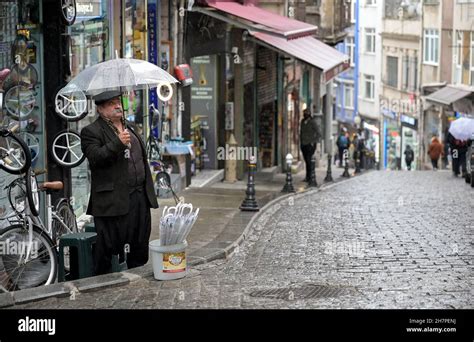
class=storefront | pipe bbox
[382,107,400,170]
[0,1,46,223]
[400,114,418,171]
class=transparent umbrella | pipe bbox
[449,117,474,141]
[59,57,178,96]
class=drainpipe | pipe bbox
[418,1,424,170]
[177,0,185,137]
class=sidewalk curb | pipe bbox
[0,170,370,308]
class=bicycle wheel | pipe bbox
[55,88,88,122]
[0,131,31,174]
[4,85,36,121]
[0,224,57,291]
[51,130,85,168]
[52,199,78,247]
[25,169,40,217]
[60,0,76,26]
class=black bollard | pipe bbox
[281,154,295,193]
[240,156,259,211]
[307,156,318,187]
[324,153,333,182]
[342,148,351,178]
[355,150,361,174]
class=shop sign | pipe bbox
[400,114,417,127]
[76,0,102,18]
[148,2,158,109]
[381,107,397,120]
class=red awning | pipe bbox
[250,31,349,82]
[206,2,317,39]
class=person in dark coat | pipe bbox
[81,90,159,275]
[300,108,320,182]
[404,145,414,170]
[447,132,468,177]
[428,136,443,170]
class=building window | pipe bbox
[410,56,418,91]
[402,56,409,90]
[424,29,439,65]
[365,28,376,54]
[351,0,356,23]
[346,36,355,66]
[366,0,377,5]
[364,74,375,100]
[344,83,354,109]
[386,56,398,88]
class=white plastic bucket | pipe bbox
[149,239,188,281]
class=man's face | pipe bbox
[303,110,310,119]
[97,97,122,120]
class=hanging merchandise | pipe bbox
[174,64,193,87]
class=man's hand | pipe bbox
[119,129,131,146]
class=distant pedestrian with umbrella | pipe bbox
[428,136,443,171]
[447,117,474,177]
[447,132,468,177]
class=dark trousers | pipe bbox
[431,158,439,169]
[301,144,316,181]
[338,147,345,166]
[452,150,467,176]
[93,187,152,275]
[406,160,412,170]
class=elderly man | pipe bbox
[300,108,320,182]
[81,90,158,275]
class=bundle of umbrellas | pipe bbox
[159,202,199,246]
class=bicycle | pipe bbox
[0,169,78,292]
[145,104,181,203]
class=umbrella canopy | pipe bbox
[448,117,474,141]
[59,58,178,96]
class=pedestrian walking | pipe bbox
[404,145,414,170]
[81,90,159,275]
[336,129,349,167]
[428,136,443,171]
[447,132,468,177]
[300,108,320,182]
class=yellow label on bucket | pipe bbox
[163,252,186,273]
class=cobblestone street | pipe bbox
[13,171,474,309]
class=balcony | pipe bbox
[306,0,351,46]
